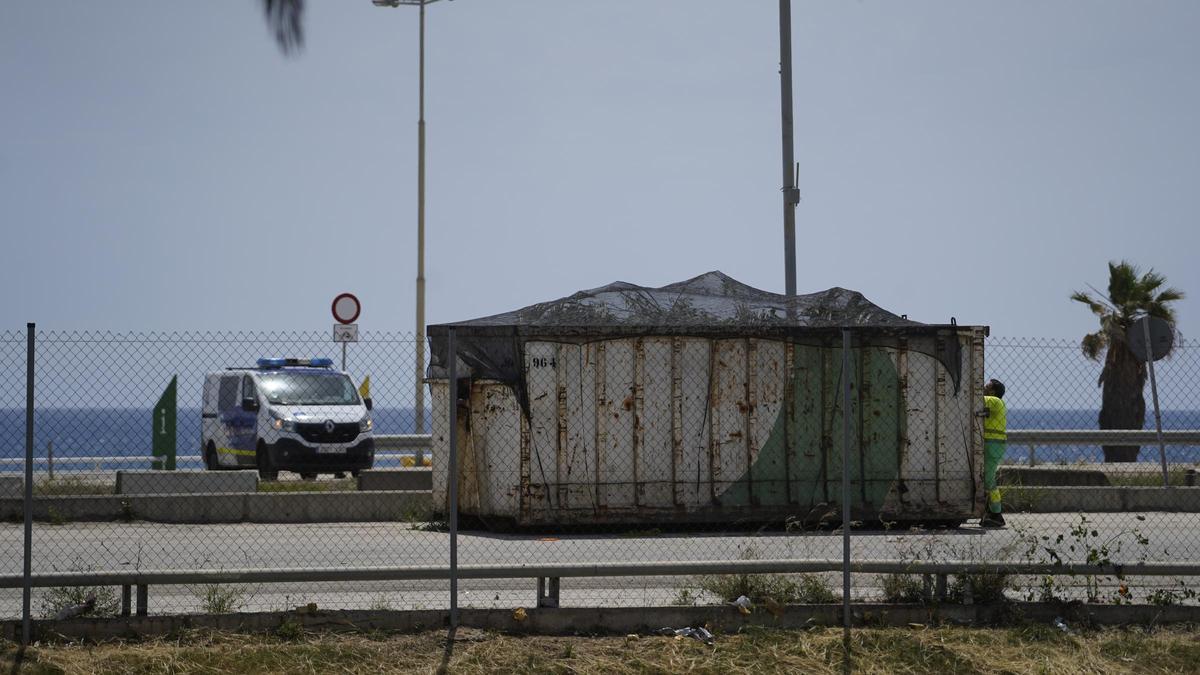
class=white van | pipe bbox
[201,358,374,480]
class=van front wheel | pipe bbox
[204,442,219,471]
[256,442,278,482]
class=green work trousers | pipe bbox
[984,439,1005,514]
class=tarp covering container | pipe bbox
[428,272,987,527]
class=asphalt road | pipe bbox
[1,512,1196,616]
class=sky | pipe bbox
[2,0,1198,340]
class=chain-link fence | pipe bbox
[989,336,1200,477]
[1,330,1197,626]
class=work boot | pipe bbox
[980,513,1005,529]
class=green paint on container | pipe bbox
[721,343,903,516]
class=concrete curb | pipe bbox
[0,491,432,524]
[1005,487,1200,513]
[10,602,1200,642]
[2,486,1195,524]
[0,477,22,499]
[998,466,1109,487]
[356,468,433,491]
[116,470,258,495]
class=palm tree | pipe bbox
[260,0,305,54]
[1071,261,1184,462]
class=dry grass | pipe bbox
[4,624,1200,674]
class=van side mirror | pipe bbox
[363,397,373,411]
[241,397,260,412]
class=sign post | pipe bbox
[1129,316,1173,487]
[332,293,362,371]
[151,376,177,471]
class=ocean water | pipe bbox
[0,407,430,472]
[0,407,1197,472]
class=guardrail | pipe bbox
[1006,430,1200,444]
[1006,429,1200,469]
[5,429,1198,475]
[3,559,1198,617]
[13,429,1200,474]
[0,434,434,475]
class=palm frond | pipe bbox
[1107,260,1140,307]
[261,0,305,55]
[1154,288,1186,304]
[1146,302,1177,323]
[1080,331,1106,361]
[1139,269,1167,294]
[1070,290,1109,317]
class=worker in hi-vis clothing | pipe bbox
[980,379,1007,528]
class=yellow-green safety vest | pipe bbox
[983,395,1006,441]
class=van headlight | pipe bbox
[359,417,372,432]
[273,418,297,433]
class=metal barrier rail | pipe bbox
[2,559,1199,588]
[1007,430,1200,444]
[14,430,1198,468]
[1006,429,1200,470]
[0,435,435,472]
[5,559,1198,615]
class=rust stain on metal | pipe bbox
[594,342,607,511]
[633,338,646,507]
[556,344,569,508]
[670,337,684,507]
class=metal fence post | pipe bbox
[447,327,459,628]
[22,323,35,646]
[840,328,852,671]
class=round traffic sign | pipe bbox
[331,293,361,325]
[1127,316,1174,362]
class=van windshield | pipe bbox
[257,372,360,406]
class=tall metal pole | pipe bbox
[779,0,798,297]
[414,0,428,435]
[22,323,35,646]
[446,328,459,628]
[840,328,852,672]
[1141,318,1169,487]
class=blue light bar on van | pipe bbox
[256,357,334,369]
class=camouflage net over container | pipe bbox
[428,271,981,395]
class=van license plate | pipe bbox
[316,447,346,454]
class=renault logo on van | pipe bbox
[324,420,335,433]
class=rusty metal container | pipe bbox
[429,273,987,527]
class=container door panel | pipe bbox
[561,343,599,514]
[749,339,789,506]
[900,348,939,510]
[601,340,637,509]
[638,338,674,509]
[859,344,904,512]
[710,340,749,505]
[676,339,711,508]
[524,342,558,515]
[789,344,827,514]
[934,334,977,508]
[478,384,522,519]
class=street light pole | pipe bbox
[373,0,440,434]
[416,0,427,434]
[779,0,798,298]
